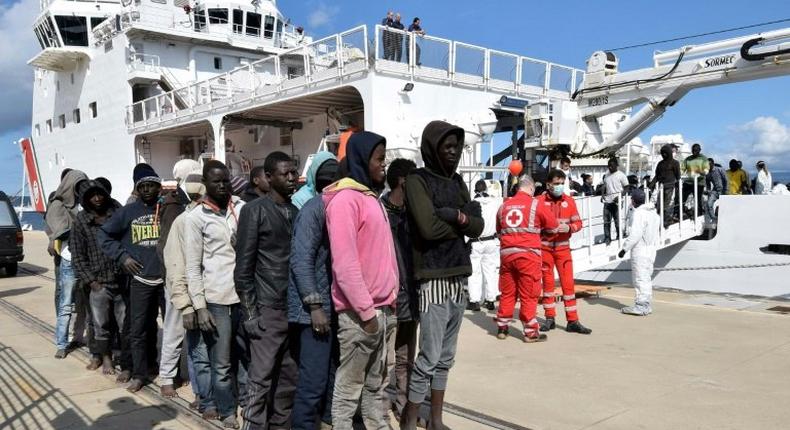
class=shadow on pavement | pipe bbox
[584,295,628,311]
[0,341,178,429]
[0,286,41,299]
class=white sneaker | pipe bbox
[621,305,651,316]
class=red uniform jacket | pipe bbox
[538,192,582,250]
[497,191,559,260]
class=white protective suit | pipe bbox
[755,170,773,195]
[468,193,502,304]
[621,204,661,310]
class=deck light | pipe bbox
[402,83,414,92]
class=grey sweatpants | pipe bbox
[159,287,185,385]
[332,308,396,430]
[407,295,466,404]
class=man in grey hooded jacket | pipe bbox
[45,169,88,359]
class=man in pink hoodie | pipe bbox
[323,131,399,430]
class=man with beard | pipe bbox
[99,163,163,392]
[235,152,299,430]
[400,121,484,430]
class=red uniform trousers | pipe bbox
[541,247,579,322]
[496,253,542,336]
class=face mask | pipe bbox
[550,185,564,197]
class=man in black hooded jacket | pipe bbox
[400,121,484,430]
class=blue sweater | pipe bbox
[98,199,163,280]
[287,195,332,324]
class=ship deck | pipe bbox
[2,232,790,429]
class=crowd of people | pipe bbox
[44,117,778,428]
[561,142,782,234]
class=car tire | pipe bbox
[5,263,18,277]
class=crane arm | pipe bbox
[524,27,790,157]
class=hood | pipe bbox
[172,159,201,184]
[420,120,464,178]
[321,177,378,207]
[46,169,88,241]
[346,131,386,189]
[77,179,111,211]
[54,170,88,209]
[292,151,337,209]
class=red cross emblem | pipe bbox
[505,208,523,228]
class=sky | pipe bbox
[1,0,789,194]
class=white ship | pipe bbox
[21,0,790,296]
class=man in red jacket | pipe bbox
[539,169,592,335]
[495,175,561,342]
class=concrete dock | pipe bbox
[2,232,789,429]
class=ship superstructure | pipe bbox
[25,1,790,296]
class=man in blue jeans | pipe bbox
[185,161,245,428]
[45,169,88,359]
[288,152,339,429]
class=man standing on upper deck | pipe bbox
[381,11,395,61]
[392,13,405,62]
[539,169,592,335]
[407,17,425,66]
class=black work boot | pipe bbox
[566,320,592,335]
[540,317,556,332]
[483,300,496,311]
[496,327,509,340]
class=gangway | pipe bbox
[570,177,704,274]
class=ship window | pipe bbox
[208,9,228,25]
[214,57,223,70]
[70,73,74,85]
[46,120,52,133]
[90,17,107,30]
[54,16,89,47]
[276,19,283,39]
[194,8,207,31]
[89,102,97,118]
[44,16,60,47]
[232,9,243,34]
[35,124,41,137]
[73,109,81,124]
[246,12,261,37]
[264,15,275,39]
[56,80,60,92]
[58,114,66,129]
[34,27,46,49]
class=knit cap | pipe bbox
[133,163,161,189]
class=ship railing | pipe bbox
[126,25,368,128]
[374,24,584,100]
[128,52,161,73]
